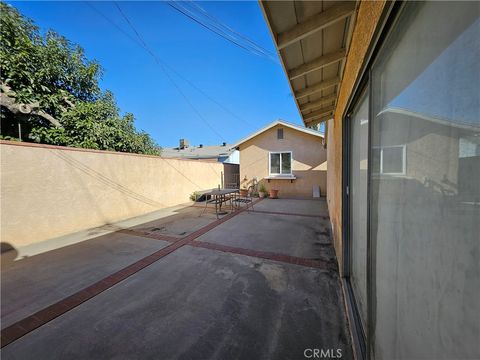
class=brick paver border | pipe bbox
[190,204,329,219]
[189,241,337,271]
[252,209,329,218]
[117,228,179,243]
[0,201,258,347]
[1,198,336,348]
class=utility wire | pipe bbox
[167,1,278,63]
[162,63,254,127]
[171,1,278,63]
[84,2,226,189]
[85,2,252,128]
[113,7,231,192]
[167,2,258,57]
[85,2,140,45]
[113,2,226,142]
[113,3,151,52]
[185,1,277,60]
[180,1,277,61]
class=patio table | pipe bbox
[198,188,239,218]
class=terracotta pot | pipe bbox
[239,189,248,197]
[269,189,279,199]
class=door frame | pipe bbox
[340,2,404,359]
[342,80,370,360]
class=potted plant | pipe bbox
[258,183,267,198]
[189,191,200,202]
[239,185,248,197]
[269,188,279,199]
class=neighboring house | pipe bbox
[232,119,326,198]
[161,139,239,164]
[161,139,240,188]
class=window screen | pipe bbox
[281,152,291,174]
[270,153,280,174]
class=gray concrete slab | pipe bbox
[1,246,352,360]
[254,198,328,216]
[10,203,198,260]
[195,212,335,262]
[130,205,219,238]
[1,232,170,329]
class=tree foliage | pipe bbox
[0,2,160,155]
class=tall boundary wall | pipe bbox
[0,141,223,249]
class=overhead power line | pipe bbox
[167,1,279,63]
[83,2,229,188]
[113,2,226,142]
[186,1,277,60]
[84,1,252,128]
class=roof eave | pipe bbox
[258,2,305,125]
[232,119,324,148]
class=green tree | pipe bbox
[0,2,160,155]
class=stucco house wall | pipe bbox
[327,0,387,272]
[238,124,326,198]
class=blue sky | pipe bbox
[9,1,302,147]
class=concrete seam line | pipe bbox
[0,200,263,348]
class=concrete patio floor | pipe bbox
[1,199,352,359]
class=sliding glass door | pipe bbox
[345,2,479,359]
[369,2,479,359]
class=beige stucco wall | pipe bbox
[239,124,326,198]
[0,141,223,248]
[327,1,387,272]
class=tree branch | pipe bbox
[0,83,63,128]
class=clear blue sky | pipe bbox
[8,1,303,147]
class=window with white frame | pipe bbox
[372,145,406,175]
[269,152,292,175]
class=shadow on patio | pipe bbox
[1,198,352,359]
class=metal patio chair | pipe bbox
[233,185,255,212]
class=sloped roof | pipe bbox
[161,144,235,160]
[232,119,324,148]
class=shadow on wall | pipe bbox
[1,242,18,269]
[53,150,166,208]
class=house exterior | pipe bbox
[261,1,479,360]
[161,139,240,188]
[233,120,326,198]
[161,140,239,164]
